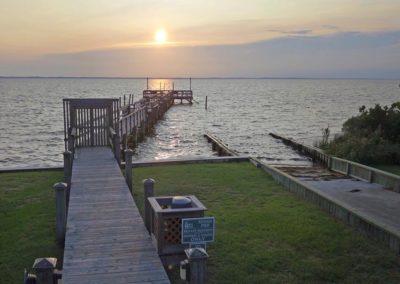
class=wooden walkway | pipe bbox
[62,147,169,284]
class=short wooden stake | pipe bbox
[205,96,208,110]
[125,149,133,192]
[143,178,155,233]
[53,182,67,245]
[185,248,209,284]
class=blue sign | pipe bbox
[181,217,215,244]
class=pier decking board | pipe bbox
[63,147,169,284]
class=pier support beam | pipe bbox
[125,149,133,192]
[53,182,67,245]
[143,178,155,234]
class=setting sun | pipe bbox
[155,29,167,43]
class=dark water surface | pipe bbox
[1,78,399,169]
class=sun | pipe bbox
[155,29,167,43]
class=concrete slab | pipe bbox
[301,178,400,235]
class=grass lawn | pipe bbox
[133,162,400,284]
[0,170,63,284]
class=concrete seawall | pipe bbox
[251,158,400,254]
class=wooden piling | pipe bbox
[143,178,155,233]
[125,149,133,192]
[53,182,67,245]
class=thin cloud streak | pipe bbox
[2,31,399,79]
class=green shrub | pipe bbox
[322,102,400,164]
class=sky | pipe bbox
[1,0,400,78]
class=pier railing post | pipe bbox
[53,182,67,245]
[125,149,133,192]
[63,150,73,210]
[32,257,57,284]
[63,151,72,184]
[114,134,121,165]
[143,178,155,233]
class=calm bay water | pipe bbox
[0,78,399,169]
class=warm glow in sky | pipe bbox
[155,29,167,44]
[0,0,399,77]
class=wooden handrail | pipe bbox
[109,127,116,137]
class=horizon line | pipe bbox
[0,76,398,80]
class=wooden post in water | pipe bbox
[53,182,67,245]
[125,149,133,192]
[143,178,155,233]
[205,96,208,110]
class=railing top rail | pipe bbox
[332,156,400,180]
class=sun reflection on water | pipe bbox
[148,79,173,90]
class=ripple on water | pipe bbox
[1,78,399,168]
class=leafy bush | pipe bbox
[322,103,400,164]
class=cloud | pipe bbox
[1,31,400,78]
[321,25,340,31]
[266,29,313,35]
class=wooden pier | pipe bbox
[63,147,169,283]
[59,86,193,282]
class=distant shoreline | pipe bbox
[0,76,397,80]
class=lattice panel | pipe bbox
[163,217,181,244]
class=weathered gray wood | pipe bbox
[185,248,209,284]
[63,147,169,283]
[125,149,133,192]
[32,257,57,284]
[143,178,155,234]
[204,132,239,156]
[63,151,72,184]
[53,182,67,245]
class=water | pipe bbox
[1,78,399,169]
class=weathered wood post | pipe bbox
[53,182,67,245]
[327,156,332,170]
[368,170,374,183]
[125,149,133,192]
[114,133,121,165]
[32,258,57,284]
[143,178,155,233]
[185,248,209,284]
[63,151,72,184]
[346,162,351,176]
[63,150,73,211]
